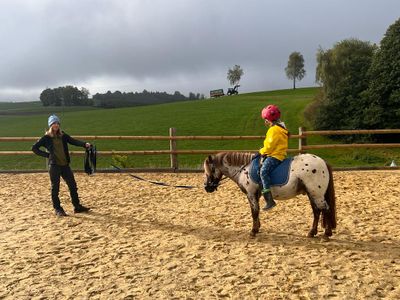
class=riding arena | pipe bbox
[1,169,399,298]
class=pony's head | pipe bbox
[203,155,223,193]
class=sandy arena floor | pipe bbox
[0,171,399,299]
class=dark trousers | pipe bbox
[49,164,80,210]
[260,156,281,191]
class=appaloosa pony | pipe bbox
[203,152,337,239]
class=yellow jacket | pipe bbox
[259,124,288,161]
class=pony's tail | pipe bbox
[322,163,337,229]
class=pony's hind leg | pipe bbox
[322,163,336,239]
[310,197,332,239]
[308,202,320,238]
[313,196,329,211]
[306,191,328,238]
[322,210,333,238]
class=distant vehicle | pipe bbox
[227,84,240,96]
[210,89,225,98]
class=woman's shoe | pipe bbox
[74,205,90,213]
[55,207,67,216]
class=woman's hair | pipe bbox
[45,125,63,137]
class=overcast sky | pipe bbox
[1,0,399,102]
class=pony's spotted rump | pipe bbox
[204,152,337,239]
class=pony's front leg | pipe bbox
[247,194,261,237]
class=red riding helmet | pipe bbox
[261,105,281,122]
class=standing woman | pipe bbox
[32,114,91,216]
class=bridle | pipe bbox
[204,158,244,192]
[204,161,222,191]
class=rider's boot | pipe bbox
[262,190,276,211]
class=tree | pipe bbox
[227,65,243,86]
[309,39,376,132]
[62,85,79,106]
[173,91,186,100]
[39,88,53,106]
[81,87,90,99]
[53,87,63,106]
[189,92,196,100]
[39,85,91,106]
[80,87,92,105]
[285,52,306,89]
[361,18,400,130]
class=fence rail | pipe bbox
[1,127,400,171]
[303,129,400,136]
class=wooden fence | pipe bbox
[1,128,400,172]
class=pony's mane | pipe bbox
[214,152,253,167]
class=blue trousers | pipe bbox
[260,156,281,191]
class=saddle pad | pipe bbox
[250,156,293,186]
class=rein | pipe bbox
[221,165,245,184]
[111,165,198,189]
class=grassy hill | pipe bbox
[0,87,398,170]
[0,101,98,115]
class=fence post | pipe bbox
[169,127,178,171]
[298,127,307,154]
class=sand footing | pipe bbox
[0,171,399,299]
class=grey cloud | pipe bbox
[0,0,399,101]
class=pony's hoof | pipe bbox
[321,235,330,242]
[307,232,316,238]
[249,231,257,238]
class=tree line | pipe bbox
[92,90,204,108]
[305,17,400,142]
[40,87,205,108]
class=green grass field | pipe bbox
[0,101,99,115]
[0,87,399,170]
